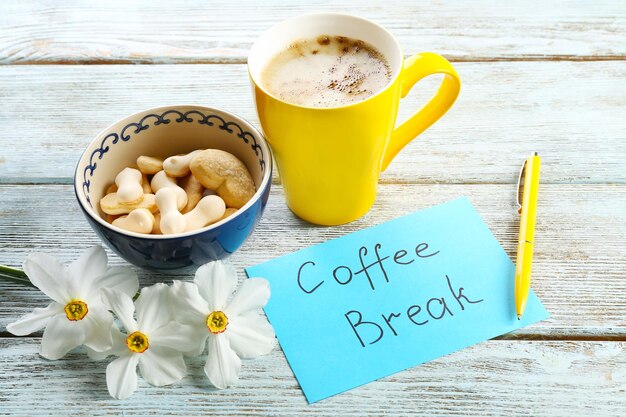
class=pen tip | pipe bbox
[517,314,522,320]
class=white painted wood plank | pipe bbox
[1,0,625,64]
[0,62,624,183]
[0,337,624,416]
[1,183,624,337]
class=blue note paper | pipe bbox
[245,197,549,403]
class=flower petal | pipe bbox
[151,322,207,355]
[170,280,210,325]
[225,278,270,316]
[204,334,241,389]
[6,302,63,336]
[23,253,71,304]
[67,246,109,296]
[101,288,138,333]
[86,346,108,361]
[40,314,87,359]
[226,313,275,359]
[135,283,172,334]
[91,266,139,299]
[87,326,127,360]
[138,346,187,387]
[195,261,237,311]
[106,353,139,400]
[83,307,114,352]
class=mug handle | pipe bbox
[381,52,461,171]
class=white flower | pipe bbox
[171,261,275,389]
[6,246,138,360]
[101,283,204,399]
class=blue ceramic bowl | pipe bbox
[74,105,272,270]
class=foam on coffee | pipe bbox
[261,35,392,108]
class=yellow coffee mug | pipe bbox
[248,13,461,225]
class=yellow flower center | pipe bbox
[126,331,149,353]
[64,300,88,321]
[206,311,229,334]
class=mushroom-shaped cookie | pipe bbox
[189,149,255,209]
[112,208,155,234]
[115,167,144,205]
[163,150,204,177]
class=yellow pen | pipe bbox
[515,152,541,319]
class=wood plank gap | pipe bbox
[3,56,626,66]
[378,178,626,186]
[2,178,625,187]
[495,333,626,342]
[453,55,626,63]
[3,332,625,342]
[0,178,73,185]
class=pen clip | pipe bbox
[516,158,527,214]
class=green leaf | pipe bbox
[0,265,35,288]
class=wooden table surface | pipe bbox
[1,1,625,415]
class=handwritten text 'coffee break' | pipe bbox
[295,241,484,347]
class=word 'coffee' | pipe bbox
[261,35,392,108]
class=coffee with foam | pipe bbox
[260,35,392,108]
